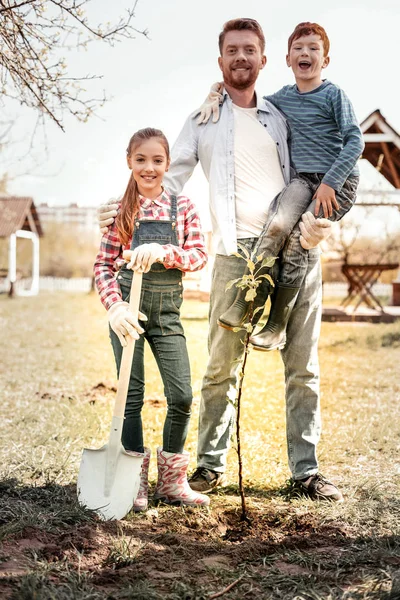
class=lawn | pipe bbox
[0,292,399,599]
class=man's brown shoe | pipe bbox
[296,473,344,503]
[188,467,226,493]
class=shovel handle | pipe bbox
[113,271,143,419]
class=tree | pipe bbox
[227,247,275,523]
[0,0,148,131]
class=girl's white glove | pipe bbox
[123,244,166,274]
[98,199,118,234]
[108,301,146,347]
[196,82,224,125]
[299,212,332,249]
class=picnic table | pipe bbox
[340,263,399,313]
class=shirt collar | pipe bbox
[139,188,170,210]
[222,88,270,114]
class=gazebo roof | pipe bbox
[361,110,400,188]
[0,196,43,238]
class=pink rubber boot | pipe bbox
[154,447,210,507]
[127,447,151,512]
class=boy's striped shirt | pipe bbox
[266,80,364,191]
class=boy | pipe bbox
[198,22,364,350]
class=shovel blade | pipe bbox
[77,444,143,520]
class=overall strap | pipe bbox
[170,195,177,228]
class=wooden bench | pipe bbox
[341,263,399,313]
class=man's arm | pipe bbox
[164,113,200,195]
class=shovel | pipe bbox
[77,271,144,520]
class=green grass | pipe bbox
[0,292,399,599]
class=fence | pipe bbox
[0,277,92,294]
[0,277,392,297]
[323,282,391,297]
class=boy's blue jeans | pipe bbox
[110,275,192,455]
[256,174,359,286]
[198,238,323,479]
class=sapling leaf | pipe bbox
[261,256,277,268]
[225,277,242,291]
[258,274,275,286]
[245,288,257,302]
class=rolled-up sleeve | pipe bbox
[93,222,123,310]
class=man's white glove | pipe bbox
[108,301,146,347]
[98,199,119,234]
[299,212,332,249]
[123,244,166,274]
[196,82,224,125]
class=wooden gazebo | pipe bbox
[323,110,400,320]
[360,109,400,194]
[0,196,43,296]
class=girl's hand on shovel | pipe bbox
[123,244,166,274]
[108,301,147,347]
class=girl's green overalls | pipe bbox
[109,196,193,454]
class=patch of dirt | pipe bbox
[197,555,231,570]
[82,381,117,405]
[0,482,395,599]
[146,398,165,407]
[273,560,312,576]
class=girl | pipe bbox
[94,128,209,511]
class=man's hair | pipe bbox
[288,22,330,56]
[219,18,265,55]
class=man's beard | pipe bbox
[222,65,258,90]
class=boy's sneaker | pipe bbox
[188,467,226,493]
[295,473,344,503]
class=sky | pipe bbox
[2,0,400,234]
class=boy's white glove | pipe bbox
[108,301,146,347]
[299,212,332,249]
[123,244,166,274]
[98,199,119,234]
[196,82,224,125]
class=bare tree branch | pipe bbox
[0,0,148,130]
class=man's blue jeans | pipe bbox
[198,239,322,480]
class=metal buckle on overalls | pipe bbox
[172,221,176,229]
[135,221,140,228]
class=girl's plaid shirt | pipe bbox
[94,190,208,310]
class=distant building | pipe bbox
[36,203,98,230]
[0,195,44,296]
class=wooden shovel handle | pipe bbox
[113,271,143,419]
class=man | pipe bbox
[99,18,342,502]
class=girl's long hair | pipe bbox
[116,127,170,246]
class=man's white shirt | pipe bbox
[233,104,285,240]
